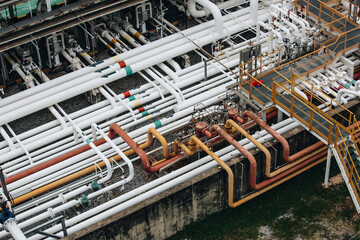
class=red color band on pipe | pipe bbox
[123,91,131,98]
[118,61,126,68]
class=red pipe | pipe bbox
[241,110,326,163]
[195,121,215,138]
[255,149,328,189]
[111,124,182,173]
[2,124,122,186]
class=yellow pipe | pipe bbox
[226,119,327,178]
[190,136,235,206]
[140,128,170,158]
[230,156,327,207]
[178,142,194,155]
[225,119,272,176]
[12,128,170,205]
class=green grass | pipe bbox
[169,160,360,240]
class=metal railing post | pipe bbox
[318,3,323,23]
[272,82,276,103]
[328,123,334,144]
[309,110,314,131]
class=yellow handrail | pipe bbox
[334,125,360,203]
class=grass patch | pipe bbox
[169,160,360,240]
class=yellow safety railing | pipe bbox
[239,48,281,82]
[272,81,336,143]
[238,49,282,105]
[333,0,360,23]
[334,125,360,203]
[273,71,354,133]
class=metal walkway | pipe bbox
[235,0,360,212]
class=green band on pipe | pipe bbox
[124,66,133,76]
[154,120,162,129]
[128,96,136,101]
[346,82,351,88]
[86,138,91,144]
[141,110,149,116]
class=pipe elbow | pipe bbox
[193,0,224,39]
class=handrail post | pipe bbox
[272,82,276,104]
[334,126,339,148]
[318,3,322,23]
[249,75,253,100]
[307,55,311,77]
[328,123,334,145]
[306,0,310,17]
[350,164,354,184]
[260,57,263,76]
[344,33,347,54]
[310,84,314,103]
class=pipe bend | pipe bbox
[189,0,224,39]
[242,111,291,162]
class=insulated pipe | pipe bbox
[0,7,253,108]
[3,88,348,236]
[37,148,327,239]
[5,66,239,178]
[0,8,269,121]
[250,0,259,24]
[0,123,126,187]
[17,96,357,237]
[7,109,326,238]
[256,21,268,45]
[188,0,224,39]
[0,36,260,172]
[0,43,244,165]
[0,126,15,151]
[4,219,26,240]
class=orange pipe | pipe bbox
[11,124,181,205]
[242,110,322,163]
[3,124,122,186]
[112,126,182,173]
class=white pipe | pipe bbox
[27,90,354,238]
[4,219,26,240]
[250,0,259,24]
[0,7,261,114]
[0,11,268,126]
[0,126,15,151]
[256,21,267,44]
[5,52,243,192]
[27,118,303,239]
[189,0,224,39]
[6,88,353,238]
[337,88,360,103]
[271,5,306,38]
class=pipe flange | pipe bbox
[3,217,16,232]
[227,108,239,119]
[47,208,55,218]
[195,121,207,133]
[58,193,66,203]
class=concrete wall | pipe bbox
[64,123,319,240]
[63,100,360,240]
